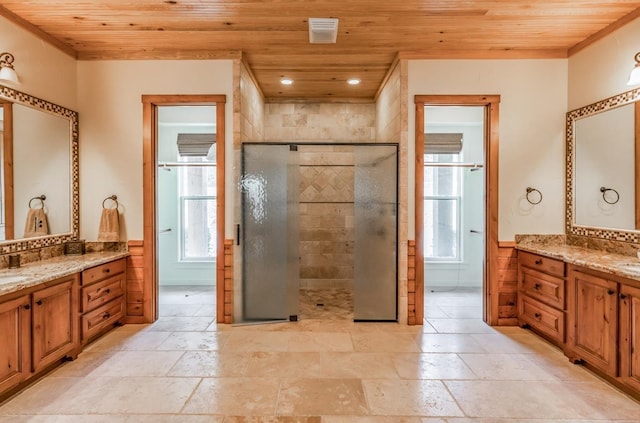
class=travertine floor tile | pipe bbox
[427,318,496,334]
[224,331,292,352]
[392,353,477,380]
[458,353,558,380]
[168,350,251,377]
[156,331,229,350]
[323,417,423,422]
[88,350,184,377]
[286,332,353,352]
[363,379,464,416]
[182,377,280,415]
[148,317,215,331]
[0,377,85,415]
[319,352,400,379]
[417,333,488,353]
[276,378,368,416]
[244,352,324,378]
[49,350,115,378]
[351,332,421,352]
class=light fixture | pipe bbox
[627,52,640,86]
[0,52,20,85]
[347,78,361,85]
[280,77,293,85]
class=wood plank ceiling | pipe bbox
[1,1,640,100]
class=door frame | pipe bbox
[414,95,500,325]
[142,95,226,323]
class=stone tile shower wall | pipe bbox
[264,103,376,142]
[299,146,354,291]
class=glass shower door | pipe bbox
[239,144,299,323]
[353,145,398,321]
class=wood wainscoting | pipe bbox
[125,240,145,323]
[223,239,234,323]
[496,241,518,325]
[408,240,417,325]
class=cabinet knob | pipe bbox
[607,289,615,295]
[103,312,111,319]
[534,259,542,265]
[534,312,541,319]
[534,283,541,290]
[103,268,110,273]
[36,300,43,306]
[105,288,111,294]
[24,304,30,310]
[620,293,628,300]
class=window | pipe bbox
[424,153,461,261]
[178,157,216,261]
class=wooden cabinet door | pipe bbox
[567,268,618,376]
[0,294,31,393]
[620,283,640,391]
[32,277,79,372]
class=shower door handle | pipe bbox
[470,229,483,234]
[159,228,172,234]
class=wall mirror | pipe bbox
[0,84,78,252]
[567,87,640,243]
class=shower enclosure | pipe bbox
[237,143,397,323]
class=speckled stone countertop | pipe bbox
[0,251,130,296]
[516,240,640,281]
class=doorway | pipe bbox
[156,105,217,317]
[414,95,500,325]
[237,143,398,324]
[142,95,226,324]
[422,105,485,321]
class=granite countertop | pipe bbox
[516,242,640,281]
[0,251,130,296]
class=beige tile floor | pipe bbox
[1,286,639,422]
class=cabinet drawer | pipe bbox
[82,259,126,286]
[519,295,565,345]
[81,275,124,313]
[520,267,565,309]
[81,298,124,342]
[519,251,564,277]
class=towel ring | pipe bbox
[102,195,119,209]
[600,187,619,205]
[28,195,46,209]
[525,187,542,205]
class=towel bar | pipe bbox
[28,195,46,209]
[102,195,119,209]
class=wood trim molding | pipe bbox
[241,57,266,103]
[2,102,14,240]
[498,241,517,248]
[414,94,501,326]
[569,7,640,57]
[142,94,226,323]
[375,53,401,102]
[633,101,640,229]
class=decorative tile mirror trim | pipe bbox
[566,87,640,244]
[0,84,79,253]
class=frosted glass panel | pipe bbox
[240,144,299,322]
[354,145,397,321]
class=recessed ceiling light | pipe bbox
[347,78,361,85]
[280,77,294,85]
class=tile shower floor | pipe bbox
[1,285,639,422]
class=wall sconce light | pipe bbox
[627,52,640,86]
[0,52,20,85]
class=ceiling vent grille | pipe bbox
[309,18,339,44]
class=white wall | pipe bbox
[409,60,568,241]
[0,16,77,109]
[569,18,640,110]
[77,60,234,241]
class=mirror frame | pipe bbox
[0,83,79,252]
[567,87,640,243]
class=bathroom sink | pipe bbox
[0,275,29,285]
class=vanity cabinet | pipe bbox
[566,265,618,376]
[80,259,126,344]
[517,251,566,346]
[619,283,640,391]
[0,294,31,393]
[31,275,80,372]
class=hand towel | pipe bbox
[23,208,49,238]
[97,208,120,242]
